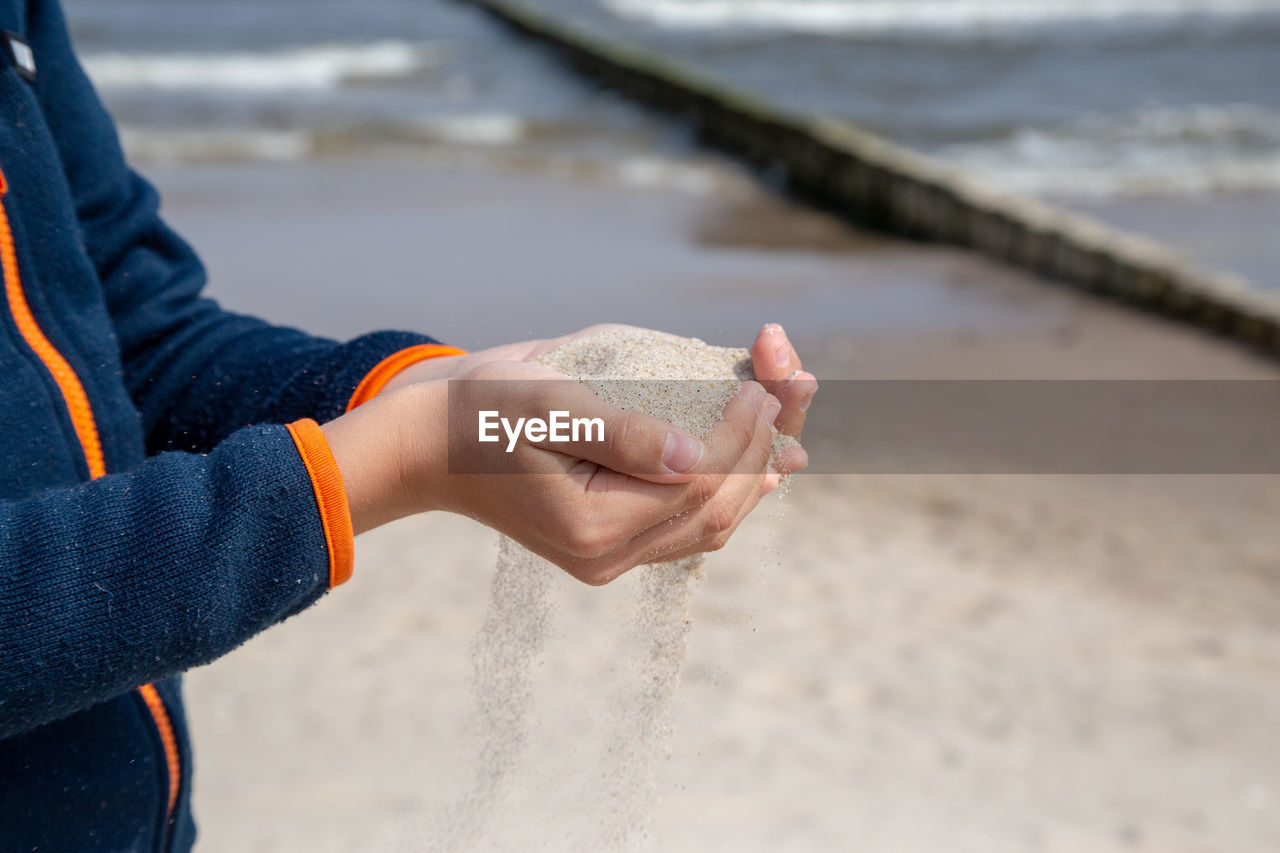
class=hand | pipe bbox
[376,319,815,498]
[321,358,781,585]
[381,322,817,469]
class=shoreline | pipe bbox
[151,157,1279,381]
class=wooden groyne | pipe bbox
[467,0,1280,359]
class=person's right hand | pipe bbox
[321,360,782,585]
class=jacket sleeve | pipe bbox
[0,420,352,739]
[27,0,446,454]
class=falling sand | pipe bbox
[434,329,792,851]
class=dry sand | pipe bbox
[432,329,800,850]
[165,159,1280,852]
[432,329,764,850]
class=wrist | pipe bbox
[384,380,452,517]
[321,380,449,534]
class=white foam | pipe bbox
[615,156,722,194]
[118,127,313,163]
[935,104,1280,198]
[414,113,525,146]
[603,0,1280,35]
[83,40,441,92]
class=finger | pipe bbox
[513,377,771,552]
[750,323,803,390]
[458,367,705,484]
[638,459,771,566]
[650,460,771,566]
[539,378,771,485]
[609,401,776,567]
[481,379,774,575]
[681,379,771,480]
[537,458,716,547]
[565,405,775,584]
[772,441,809,476]
[555,379,773,530]
[774,370,818,438]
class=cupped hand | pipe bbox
[433,360,780,584]
[325,357,782,585]
[381,322,817,464]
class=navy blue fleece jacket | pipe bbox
[0,1,456,849]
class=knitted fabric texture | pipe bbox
[0,1,441,848]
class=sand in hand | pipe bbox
[435,328,788,851]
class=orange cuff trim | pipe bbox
[347,343,467,412]
[286,419,355,588]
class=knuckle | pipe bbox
[557,556,606,586]
[581,560,624,586]
[565,528,611,561]
[729,402,761,444]
[604,413,642,466]
[549,511,613,561]
[689,474,719,506]
[466,361,508,382]
[703,498,738,537]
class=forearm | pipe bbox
[125,302,441,453]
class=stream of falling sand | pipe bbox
[429,329,794,851]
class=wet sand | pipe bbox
[156,158,1280,851]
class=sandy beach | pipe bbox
[149,157,1280,852]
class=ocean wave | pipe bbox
[412,114,525,146]
[615,156,722,193]
[603,0,1280,35]
[84,41,442,92]
[116,122,731,196]
[119,127,314,162]
[117,113,527,163]
[934,105,1280,197]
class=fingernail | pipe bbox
[765,400,781,425]
[753,387,768,411]
[762,323,783,336]
[800,388,816,412]
[663,432,704,474]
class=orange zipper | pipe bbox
[0,170,105,479]
[137,683,182,819]
[0,169,181,827]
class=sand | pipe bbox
[169,159,1280,852]
[433,328,790,850]
[535,327,753,431]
